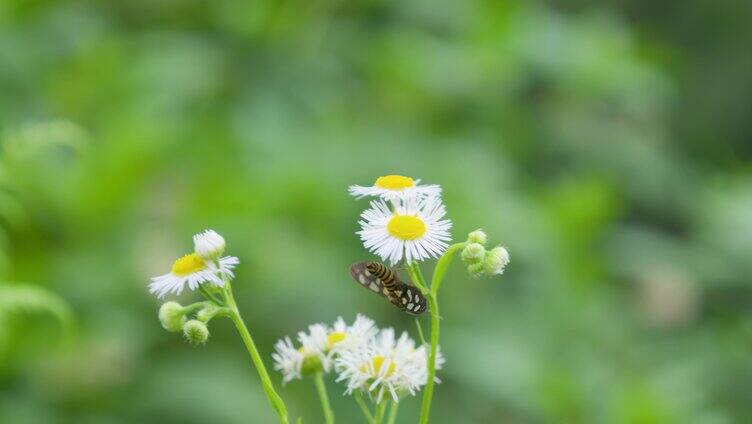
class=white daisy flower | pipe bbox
[335,328,444,403]
[272,337,306,384]
[148,253,239,298]
[349,175,441,201]
[358,195,452,265]
[272,323,331,384]
[327,314,378,356]
[193,229,226,260]
[298,323,331,371]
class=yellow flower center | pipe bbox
[370,355,396,377]
[171,253,207,276]
[327,331,346,347]
[387,215,426,240]
[375,175,415,191]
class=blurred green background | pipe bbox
[1,0,751,423]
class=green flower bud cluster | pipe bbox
[461,229,510,278]
[158,301,229,346]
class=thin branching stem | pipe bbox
[223,282,289,424]
[386,400,399,424]
[354,391,375,424]
[198,284,224,305]
[415,242,466,424]
[414,319,427,345]
[313,372,335,424]
[374,401,388,424]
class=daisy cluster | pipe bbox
[349,175,452,265]
[272,315,444,403]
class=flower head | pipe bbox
[272,337,306,384]
[358,196,452,265]
[349,175,441,201]
[335,328,443,403]
[193,229,226,260]
[327,314,378,355]
[298,323,330,372]
[272,323,330,384]
[148,253,239,298]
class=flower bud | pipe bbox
[461,243,486,264]
[467,229,487,245]
[483,246,510,276]
[467,262,485,278]
[197,303,221,322]
[158,301,186,332]
[193,229,225,260]
[183,319,210,345]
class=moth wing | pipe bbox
[402,285,428,315]
[349,262,388,298]
[386,285,406,309]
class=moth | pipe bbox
[349,261,427,315]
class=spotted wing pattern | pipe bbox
[349,261,428,315]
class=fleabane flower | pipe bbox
[272,323,330,384]
[335,328,443,403]
[298,323,330,371]
[272,337,306,384]
[358,195,452,265]
[193,229,225,260]
[327,314,378,356]
[148,253,239,298]
[349,175,441,201]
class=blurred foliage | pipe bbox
[0,0,751,423]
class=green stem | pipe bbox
[313,372,334,424]
[418,242,466,424]
[414,319,427,345]
[429,243,466,296]
[386,400,399,424]
[419,294,440,424]
[182,301,210,314]
[375,401,388,424]
[406,262,428,294]
[414,264,428,290]
[198,284,224,305]
[224,284,289,424]
[354,392,375,424]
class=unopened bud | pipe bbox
[197,303,221,322]
[467,262,485,278]
[158,301,186,332]
[483,246,510,276]
[467,229,487,245]
[193,229,226,260]
[183,319,210,345]
[461,243,486,264]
